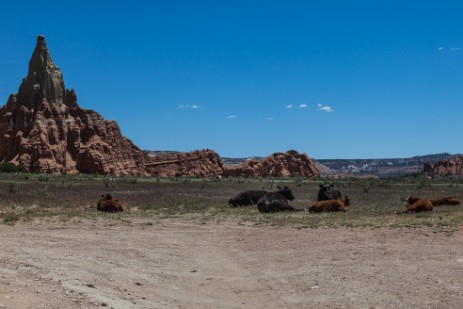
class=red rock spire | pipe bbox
[17,35,65,108]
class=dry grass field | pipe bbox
[0,174,463,308]
[1,174,462,228]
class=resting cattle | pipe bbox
[229,186,295,207]
[257,186,299,213]
[317,184,342,201]
[407,196,461,206]
[309,196,350,213]
[229,190,268,207]
[403,197,433,213]
[97,194,124,212]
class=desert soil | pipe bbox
[0,219,462,309]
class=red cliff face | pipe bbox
[0,36,146,175]
[144,150,225,177]
[144,150,320,178]
[425,156,463,177]
[223,150,320,177]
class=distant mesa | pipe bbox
[316,153,461,178]
[0,36,319,177]
[423,155,463,177]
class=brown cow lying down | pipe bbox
[403,197,433,213]
[309,196,350,213]
[97,194,124,212]
[407,196,461,206]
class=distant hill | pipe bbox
[221,156,263,165]
[221,153,460,177]
[315,153,458,177]
[144,151,460,177]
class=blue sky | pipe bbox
[1,1,462,159]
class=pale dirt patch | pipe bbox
[0,219,463,309]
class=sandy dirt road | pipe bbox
[0,219,463,309]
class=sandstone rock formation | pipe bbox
[1,36,320,178]
[223,150,319,177]
[424,156,463,177]
[144,149,225,177]
[0,36,146,175]
[144,149,319,178]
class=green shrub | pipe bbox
[8,182,19,193]
[0,162,29,173]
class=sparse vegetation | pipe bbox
[0,174,461,229]
[8,182,19,193]
[0,162,29,173]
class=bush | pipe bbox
[3,213,19,225]
[0,162,29,173]
[8,182,19,193]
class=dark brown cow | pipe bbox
[317,184,342,201]
[432,196,461,206]
[309,196,350,213]
[229,186,295,207]
[229,190,268,207]
[256,190,301,213]
[97,194,124,212]
[407,196,461,206]
[403,197,433,213]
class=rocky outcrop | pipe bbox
[0,36,146,175]
[223,150,319,177]
[144,150,319,178]
[144,149,225,177]
[424,156,463,177]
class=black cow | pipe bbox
[229,190,268,207]
[229,186,295,208]
[257,186,300,213]
[317,184,342,201]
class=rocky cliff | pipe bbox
[424,156,463,177]
[144,149,225,177]
[223,150,319,177]
[0,36,146,175]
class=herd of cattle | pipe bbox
[95,183,461,214]
[228,184,461,214]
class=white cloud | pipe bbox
[438,47,460,52]
[285,104,293,109]
[267,117,274,121]
[317,104,334,113]
[178,104,200,109]
[226,115,238,119]
[299,104,308,109]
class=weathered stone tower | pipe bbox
[0,36,146,175]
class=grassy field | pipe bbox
[0,173,462,229]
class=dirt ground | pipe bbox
[1,219,463,309]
